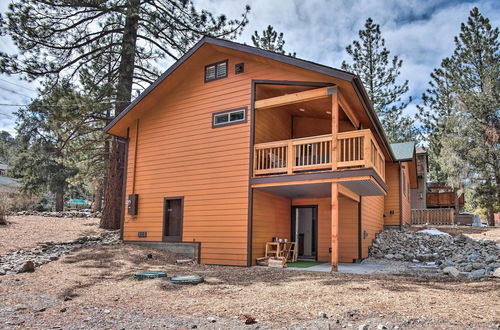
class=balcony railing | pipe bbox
[253,129,385,180]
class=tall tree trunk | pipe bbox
[486,206,495,227]
[93,185,103,212]
[55,191,64,212]
[100,0,140,229]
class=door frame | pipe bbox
[291,205,318,260]
[162,196,184,242]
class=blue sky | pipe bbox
[0,0,499,135]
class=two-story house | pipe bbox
[104,37,417,271]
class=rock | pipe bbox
[394,254,404,260]
[492,268,500,278]
[384,254,395,260]
[469,269,486,280]
[359,324,369,330]
[443,266,459,278]
[472,262,485,270]
[242,314,256,324]
[463,264,473,272]
[207,317,216,323]
[60,308,67,313]
[318,311,328,319]
[377,325,387,330]
[103,309,111,314]
[34,307,46,313]
[0,268,6,276]
[18,261,35,273]
[190,326,198,329]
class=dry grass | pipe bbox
[0,215,102,255]
[1,244,499,328]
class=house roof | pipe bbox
[104,36,395,161]
[390,142,416,161]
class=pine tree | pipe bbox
[341,18,417,143]
[419,7,499,225]
[0,1,250,228]
[10,81,92,211]
[252,25,296,56]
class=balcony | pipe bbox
[253,129,385,181]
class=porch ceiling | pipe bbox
[340,180,385,196]
[256,182,331,199]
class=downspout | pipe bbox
[358,196,362,260]
[399,162,403,229]
[119,128,130,241]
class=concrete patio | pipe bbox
[286,262,388,274]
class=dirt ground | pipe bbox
[0,215,102,255]
[409,225,500,242]
[1,217,499,329]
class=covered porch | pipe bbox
[250,177,386,271]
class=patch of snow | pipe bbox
[417,228,451,236]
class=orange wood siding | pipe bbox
[401,162,411,225]
[292,117,331,138]
[338,196,359,262]
[292,196,358,263]
[255,108,291,143]
[251,190,291,264]
[122,46,351,266]
[361,196,385,258]
[384,162,401,226]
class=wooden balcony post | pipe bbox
[331,88,339,171]
[287,140,293,174]
[363,131,371,168]
[331,182,339,272]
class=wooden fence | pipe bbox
[411,208,455,225]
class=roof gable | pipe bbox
[390,142,416,161]
[104,37,395,161]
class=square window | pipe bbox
[205,60,228,82]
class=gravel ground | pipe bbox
[1,244,499,329]
[1,218,499,329]
[0,216,102,255]
[409,225,500,242]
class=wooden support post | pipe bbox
[287,140,293,174]
[331,88,339,171]
[331,182,339,272]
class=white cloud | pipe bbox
[0,0,499,135]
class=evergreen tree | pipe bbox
[252,25,296,56]
[419,7,499,225]
[10,81,95,211]
[0,0,250,228]
[342,18,417,143]
[0,131,16,164]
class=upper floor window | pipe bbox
[213,107,247,128]
[205,60,228,82]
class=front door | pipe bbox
[163,197,183,242]
[291,206,317,260]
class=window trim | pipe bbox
[204,59,228,82]
[212,107,248,128]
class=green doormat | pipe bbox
[287,261,324,268]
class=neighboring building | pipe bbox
[104,37,417,270]
[410,147,427,209]
[426,182,464,212]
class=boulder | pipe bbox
[18,261,35,273]
[492,268,500,278]
[469,269,486,280]
[443,266,459,278]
